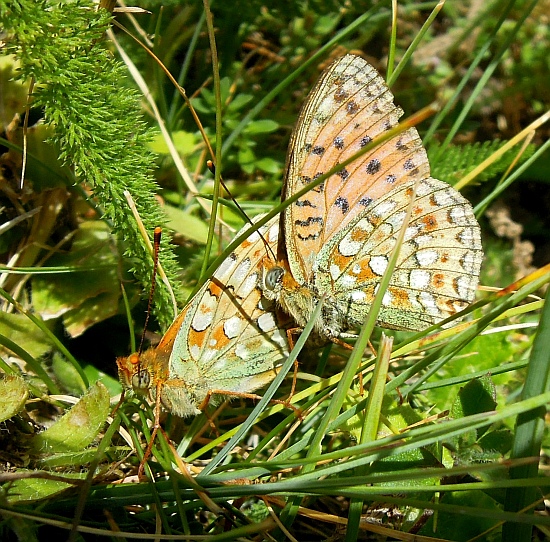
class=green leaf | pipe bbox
[51,353,87,396]
[422,490,501,540]
[163,204,214,245]
[149,130,198,155]
[219,77,232,103]
[0,375,29,422]
[39,447,117,468]
[62,290,121,338]
[255,157,282,174]
[32,382,110,454]
[448,377,499,459]
[5,472,86,505]
[0,312,54,359]
[83,364,122,396]
[189,95,210,114]
[31,221,120,338]
[244,119,279,134]
[228,93,254,112]
[314,13,341,35]
[238,145,255,166]
[450,376,497,420]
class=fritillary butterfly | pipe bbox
[117,214,289,417]
[118,54,483,422]
[262,54,483,335]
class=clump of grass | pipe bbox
[0,1,549,541]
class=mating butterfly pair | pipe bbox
[117,54,483,416]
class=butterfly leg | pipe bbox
[328,336,378,396]
[199,389,301,417]
[137,381,164,478]
[202,400,223,436]
[285,327,303,403]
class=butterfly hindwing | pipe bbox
[313,177,483,331]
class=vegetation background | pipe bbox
[0,0,549,540]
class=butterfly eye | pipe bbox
[132,370,150,391]
[264,266,285,292]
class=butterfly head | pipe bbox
[261,257,301,300]
[262,264,285,296]
[117,350,155,396]
[261,257,327,333]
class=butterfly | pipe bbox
[261,54,483,337]
[118,54,483,423]
[117,214,290,418]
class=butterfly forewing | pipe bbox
[167,215,289,404]
[118,214,291,418]
[284,55,430,284]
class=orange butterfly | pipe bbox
[261,54,482,337]
[117,214,290,418]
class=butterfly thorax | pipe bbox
[118,348,208,417]
[262,258,348,340]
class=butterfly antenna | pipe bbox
[137,227,162,362]
[206,160,277,261]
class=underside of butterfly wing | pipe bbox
[164,214,291,416]
[313,178,483,331]
[284,55,430,285]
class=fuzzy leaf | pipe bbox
[0,375,29,422]
[0,312,54,359]
[5,472,85,505]
[32,382,109,454]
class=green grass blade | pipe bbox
[503,289,550,541]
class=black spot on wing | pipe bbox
[335,196,349,214]
[403,159,415,171]
[295,216,324,227]
[334,87,348,102]
[295,199,316,208]
[360,135,372,147]
[366,159,381,174]
[297,232,320,241]
[337,168,350,180]
[347,101,359,114]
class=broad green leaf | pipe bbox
[163,204,213,245]
[32,382,109,454]
[0,375,28,422]
[228,93,253,112]
[5,472,85,504]
[255,157,282,174]
[62,290,120,337]
[0,312,54,359]
[31,221,120,337]
[51,353,87,396]
[149,130,198,155]
[243,119,279,134]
